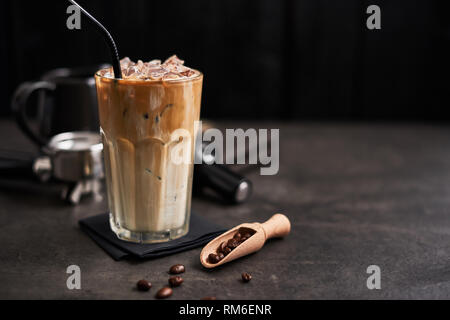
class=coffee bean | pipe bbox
[219,241,227,253]
[212,230,256,263]
[223,246,232,255]
[227,238,238,249]
[242,272,252,283]
[168,276,184,287]
[169,264,185,274]
[156,287,173,299]
[208,253,220,264]
[201,296,217,300]
[136,279,152,291]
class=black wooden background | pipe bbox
[1,0,449,120]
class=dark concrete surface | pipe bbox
[1,119,450,299]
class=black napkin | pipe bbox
[79,212,226,261]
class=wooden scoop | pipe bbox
[200,213,291,268]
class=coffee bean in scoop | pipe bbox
[218,241,227,253]
[223,246,232,256]
[208,253,220,264]
[227,238,238,249]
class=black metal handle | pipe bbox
[195,164,252,204]
[11,81,56,146]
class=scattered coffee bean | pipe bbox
[168,276,184,287]
[169,264,185,274]
[208,253,220,264]
[201,296,217,300]
[242,272,252,283]
[156,287,173,299]
[136,279,152,291]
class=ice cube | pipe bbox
[163,55,185,66]
[148,70,166,80]
[115,55,196,80]
[162,72,181,80]
[147,60,161,66]
[180,70,196,77]
[136,60,145,70]
[120,57,133,68]
[124,66,140,78]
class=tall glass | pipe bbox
[95,72,203,243]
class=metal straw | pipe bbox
[68,0,122,79]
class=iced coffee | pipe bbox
[95,56,203,243]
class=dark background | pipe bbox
[1,0,449,120]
